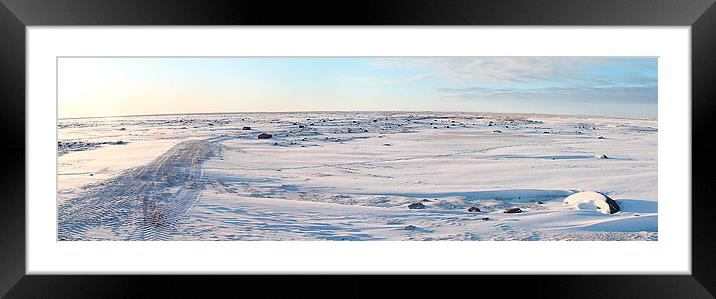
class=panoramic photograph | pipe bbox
[57,57,658,241]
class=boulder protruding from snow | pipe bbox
[563,191,620,214]
[594,154,608,159]
[257,133,273,139]
[408,202,426,209]
[504,207,522,213]
[467,206,481,212]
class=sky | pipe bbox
[58,57,657,119]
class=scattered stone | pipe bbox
[408,202,426,209]
[467,206,481,212]
[594,154,608,159]
[118,127,126,131]
[481,217,490,221]
[383,143,392,146]
[493,130,502,133]
[298,125,305,128]
[257,133,273,139]
[421,199,432,202]
[242,126,251,130]
[537,201,544,204]
[598,136,605,139]
[404,225,418,230]
[115,140,126,145]
[504,207,522,213]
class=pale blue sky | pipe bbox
[58,57,657,119]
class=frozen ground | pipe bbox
[57,112,657,241]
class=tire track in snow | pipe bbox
[489,222,540,241]
[57,139,220,240]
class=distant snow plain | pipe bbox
[57,112,657,241]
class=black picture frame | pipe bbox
[1,0,714,297]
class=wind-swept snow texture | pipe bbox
[57,112,657,241]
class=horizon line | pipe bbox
[58,109,658,121]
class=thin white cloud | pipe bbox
[371,57,656,86]
[436,85,657,104]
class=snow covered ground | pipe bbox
[57,112,657,241]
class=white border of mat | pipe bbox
[27,27,689,274]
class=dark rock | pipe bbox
[604,195,621,214]
[408,202,426,209]
[537,201,544,204]
[598,136,605,139]
[404,225,418,230]
[481,217,490,221]
[242,126,251,130]
[115,141,126,145]
[298,125,305,128]
[504,207,522,213]
[493,130,502,133]
[258,133,273,139]
[467,206,481,212]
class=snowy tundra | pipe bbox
[57,112,657,241]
